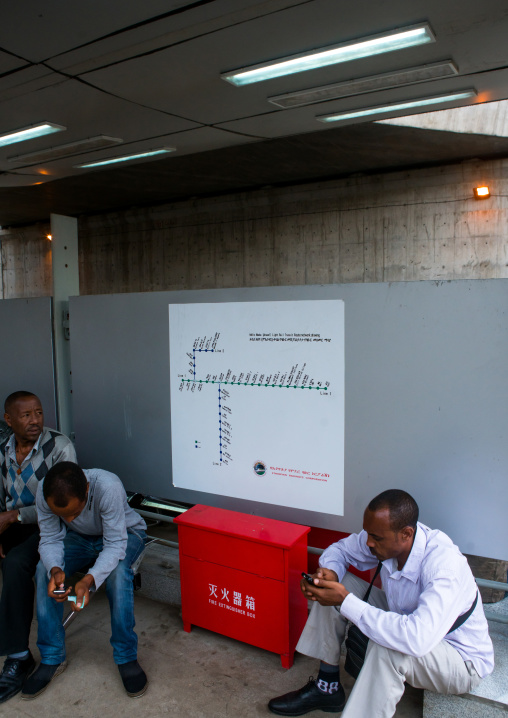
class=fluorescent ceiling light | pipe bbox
[317,89,477,123]
[0,122,65,148]
[222,24,435,86]
[75,147,175,169]
[268,61,458,109]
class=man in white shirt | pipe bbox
[268,489,494,717]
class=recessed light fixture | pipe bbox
[8,136,123,164]
[221,24,435,86]
[473,186,490,199]
[0,122,66,148]
[268,61,458,109]
[75,147,175,169]
[46,234,52,241]
[317,89,477,123]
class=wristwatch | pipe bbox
[16,511,22,523]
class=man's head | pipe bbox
[43,462,88,522]
[4,391,44,444]
[363,489,419,567]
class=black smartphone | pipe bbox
[302,572,320,586]
[53,587,70,595]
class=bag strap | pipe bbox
[358,563,477,632]
[362,561,383,603]
[447,590,479,634]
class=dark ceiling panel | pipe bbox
[0,0,197,62]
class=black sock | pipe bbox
[316,662,341,694]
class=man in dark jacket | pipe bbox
[0,391,76,703]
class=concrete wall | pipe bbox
[379,99,508,138]
[0,223,51,299]
[1,158,507,297]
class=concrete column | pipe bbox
[50,213,79,437]
[0,228,5,298]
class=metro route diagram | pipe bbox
[169,299,344,515]
[177,332,331,465]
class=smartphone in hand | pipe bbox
[302,572,322,587]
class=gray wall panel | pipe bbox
[0,297,57,428]
[70,281,508,559]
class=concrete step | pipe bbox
[423,621,508,717]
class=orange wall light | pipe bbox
[473,186,490,199]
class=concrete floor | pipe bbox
[1,587,423,718]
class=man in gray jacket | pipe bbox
[21,461,148,699]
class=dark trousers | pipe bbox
[0,523,40,655]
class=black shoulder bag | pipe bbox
[344,561,382,679]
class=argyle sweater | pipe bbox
[0,420,11,445]
[0,427,76,524]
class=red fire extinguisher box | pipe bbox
[174,504,310,668]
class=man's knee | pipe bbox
[342,572,367,595]
[106,561,134,595]
[365,640,408,675]
[2,547,37,578]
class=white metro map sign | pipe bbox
[169,299,344,515]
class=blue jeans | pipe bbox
[35,529,146,665]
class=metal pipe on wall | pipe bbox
[136,508,175,524]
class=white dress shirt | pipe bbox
[320,522,494,677]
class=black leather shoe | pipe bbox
[268,677,346,716]
[0,652,35,704]
[118,660,148,697]
[21,661,67,699]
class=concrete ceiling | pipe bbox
[1,0,508,226]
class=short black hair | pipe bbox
[43,462,88,508]
[4,391,38,414]
[367,489,419,532]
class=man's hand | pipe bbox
[48,567,70,602]
[72,574,95,612]
[300,567,350,606]
[301,567,338,597]
[0,543,4,559]
[0,510,19,535]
